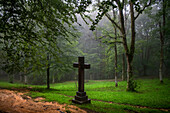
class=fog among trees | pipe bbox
[0,0,170,91]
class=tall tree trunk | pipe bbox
[159,42,163,83]
[122,53,125,81]
[24,75,27,84]
[114,41,118,87]
[9,74,14,83]
[19,72,23,82]
[24,68,27,84]
[126,58,134,90]
[20,75,22,82]
[143,64,146,76]
[112,7,119,87]
[118,0,136,91]
[126,1,136,91]
[114,27,118,87]
[159,22,164,83]
[52,74,55,84]
[159,0,166,83]
[117,1,134,91]
[47,53,50,89]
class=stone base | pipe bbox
[72,92,91,104]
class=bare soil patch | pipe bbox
[0,89,87,113]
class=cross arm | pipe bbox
[73,63,78,68]
[84,63,90,69]
[73,62,90,69]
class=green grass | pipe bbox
[0,79,170,113]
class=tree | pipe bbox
[90,0,151,91]
[122,53,126,81]
[0,0,89,84]
[47,53,50,89]
[145,0,170,82]
[96,23,122,87]
[158,0,166,83]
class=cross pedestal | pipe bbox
[72,57,91,104]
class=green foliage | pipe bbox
[0,0,87,84]
[0,0,83,75]
[90,1,117,31]
[132,0,170,77]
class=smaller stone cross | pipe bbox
[72,57,91,104]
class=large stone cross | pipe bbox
[72,57,91,104]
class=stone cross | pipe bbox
[73,57,90,92]
[72,57,91,104]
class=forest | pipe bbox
[0,0,170,113]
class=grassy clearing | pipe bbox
[0,79,169,113]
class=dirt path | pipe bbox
[0,89,87,113]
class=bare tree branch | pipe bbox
[105,13,121,31]
[134,0,152,20]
